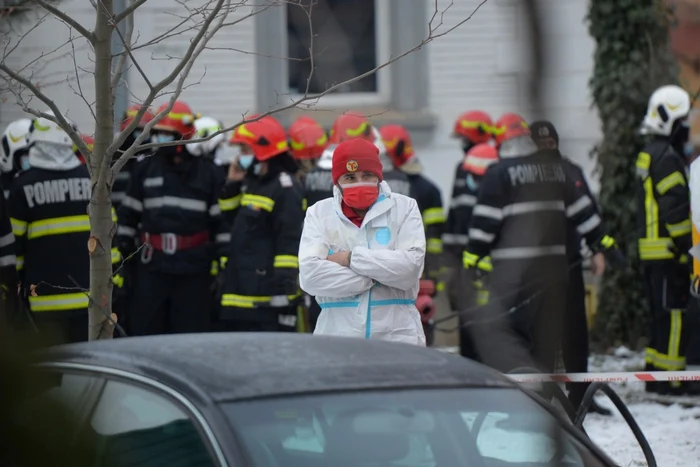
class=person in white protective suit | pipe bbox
[298,138,427,345]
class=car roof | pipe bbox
[41,333,516,402]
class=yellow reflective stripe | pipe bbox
[219,194,241,212]
[220,256,228,268]
[29,292,89,312]
[656,171,686,195]
[667,219,691,238]
[302,198,308,211]
[11,218,27,237]
[669,309,682,360]
[111,207,118,223]
[274,254,299,268]
[600,235,615,249]
[638,238,674,260]
[28,215,90,239]
[221,293,300,308]
[436,281,445,292]
[643,178,658,239]
[636,151,651,170]
[111,247,121,264]
[210,259,219,276]
[645,347,686,371]
[113,274,124,288]
[476,289,489,306]
[16,255,24,271]
[422,207,446,225]
[427,238,443,254]
[241,194,275,212]
[463,251,479,268]
[478,256,492,272]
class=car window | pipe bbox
[223,388,610,467]
[87,379,216,467]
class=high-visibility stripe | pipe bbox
[667,219,691,238]
[644,347,686,371]
[656,171,686,195]
[422,207,445,225]
[121,196,143,211]
[111,247,121,264]
[504,201,564,216]
[143,196,207,212]
[302,198,308,211]
[450,194,476,208]
[442,233,468,245]
[16,255,23,270]
[491,245,566,260]
[426,238,442,254]
[28,215,90,239]
[29,292,89,312]
[11,218,27,237]
[565,196,591,218]
[221,293,300,308]
[0,254,16,267]
[273,255,299,268]
[216,233,231,243]
[241,194,275,212]
[0,232,14,247]
[468,228,494,243]
[638,238,674,261]
[473,205,502,220]
[117,225,137,237]
[219,194,241,212]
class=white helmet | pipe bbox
[641,85,691,136]
[27,110,76,147]
[186,116,226,157]
[317,143,335,170]
[1,118,31,173]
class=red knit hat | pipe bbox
[331,138,383,184]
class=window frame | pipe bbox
[37,362,229,467]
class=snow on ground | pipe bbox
[583,348,700,467]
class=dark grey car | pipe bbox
[29,333,617,466]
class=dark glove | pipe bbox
[597,235,629,270]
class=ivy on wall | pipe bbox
[587,0,679,347]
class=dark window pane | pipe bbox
[287,0,378,95]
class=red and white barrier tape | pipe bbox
[505,371,700,384]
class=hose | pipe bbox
[507,367,579,426]
[574,383,656,467]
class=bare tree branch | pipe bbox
[110,0,135,90]
[68,31,96,122]
[31,0,95,42]
[113,0,147,24]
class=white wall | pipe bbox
[421,0,602,202]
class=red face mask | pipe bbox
[340,182,380,210]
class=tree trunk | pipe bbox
[88,0,117,340]
[587,0,678,348]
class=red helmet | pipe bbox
[329,112,374,144]
[74,134,93,164]
[463,143,498,175]
[120,104,156,132]
[493,113,530,147]
[152,101,196,139]
[288,116,328,159]
[452,110,493,144]
[229,114,288,161]
[379,124,414,168]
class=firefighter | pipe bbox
[289,115,328,182]
[0,118,32,198]
[112,105,156,209]
[637,85,695,395]
[9,111,92,344]
[298,138,426,345]
[218,115,305,332]
[461,113,607,373]
[442,111,494,324]
[187,115,227,167]
[0,184,17,329]
[379,124,444,344]
[115,100,228,335]
[530,120,625,414]
[302,137,334,209]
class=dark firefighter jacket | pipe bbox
[9,166,111,312]
[443,161,474,265]
[0,182,17,289]
[464,150,604,282]
[111,160,136,210]
[115,154,228,275]
[636,138,692,264]
[407,173,445,278]
[218,166,305,310]
[303,167,334,208]
[382,168,411,197]
[1,173,15,199]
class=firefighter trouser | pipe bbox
[454,267,482,361]
[470,275,567,373]
[129,268,211,336]
[686,298,700,367]
[308,297,322,331]
[643,263,689,389]
[32,309,88,345]
[217,306,298,332]
[562,263,590,409]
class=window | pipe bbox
[87,380,216,467]
[223,388,608,466]
[286,0,390,105]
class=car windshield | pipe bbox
[222,387,609,467]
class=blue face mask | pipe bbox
[154,133,175,143]
[238,154,255,169]
[685,142,694,158]
[466,173,479,191]
[20,157,30,171]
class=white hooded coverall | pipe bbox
[299,181,427,345]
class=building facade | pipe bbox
[0,0,600,199]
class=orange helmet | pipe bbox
[463,143,498,176]
[152,101,196,139]
[288,116,328,159]
[329,112,374,144]
[120,104,156,132]
[229,114,288,161]
[452,110,493,144]
[379,124,414,168]
[493,113,530,147]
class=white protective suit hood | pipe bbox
[299,180,427,346]
[498,135,538,158]
[28,141,82,170]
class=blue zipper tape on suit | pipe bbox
[318,298,415,310]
